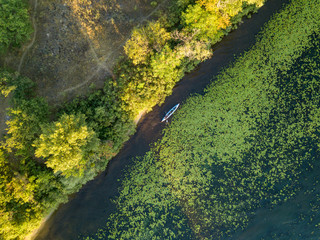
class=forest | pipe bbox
[0,0,267,239]
[84,0,320,239]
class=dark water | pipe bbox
[34,1,292,239]
[230,162,320,240]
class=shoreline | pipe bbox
[25,210,54,240]
[32,0,292,238]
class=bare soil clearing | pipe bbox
[0,0,168,105]
[0,0,168,136]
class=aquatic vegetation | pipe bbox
[107,152,194,239]
[86,0,320,239]
[1,0,264,238]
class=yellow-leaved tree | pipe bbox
[34,114,100,177]
[182,0,265,43]
[124,21,171,65]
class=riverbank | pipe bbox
[33,0,292,239]
[0,1,272,239]
[90,0,320,238]
[24,210,54,240]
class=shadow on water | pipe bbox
[35,0,291,239]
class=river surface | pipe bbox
[34,0,294,239]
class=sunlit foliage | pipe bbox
[0,75,64,239]
[0,149,66,240]
[182,0,264,42]
[0,72,47,156]
[124,21,171,65]
[0,70,16,97]
[4,98,48,156]
[119,0,264,118]
[34,114,100,177]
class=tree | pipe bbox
[0,0,33,52]
[182,4,229,42]
[34,114,100,177]
[124,21,171,65]
[124,27,150,65]
[0,69,35,101]
[173,30,212,62]
[4,98,49,156]
[182,0,265,43]
[0,70,16,97]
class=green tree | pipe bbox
[0,0,33,52]
[4,98,49,156]
[124,27,150,65]
[182,4,228,42]
[34,114,100,177]
[0,70,16,97]
[0,150,40,240]
[0,70,35,101]
[182,0,264,43]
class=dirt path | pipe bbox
[18,0,38,73]
[60,0,168,95]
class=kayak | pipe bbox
[161,103,180,122]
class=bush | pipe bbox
[0,0,33,52]
[4,98,49,156]
[0,70,35,100]
[124,21,171,65]
[0,70,16,97]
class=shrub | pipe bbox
[124,21,171,65]
[0,0,33,52]
[0,70,16,97]
[4,98,49,156]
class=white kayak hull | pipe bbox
[161,103,180,122]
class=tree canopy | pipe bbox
[0,70,16,97]
[0,0,33,52]
[34,114,100,177]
